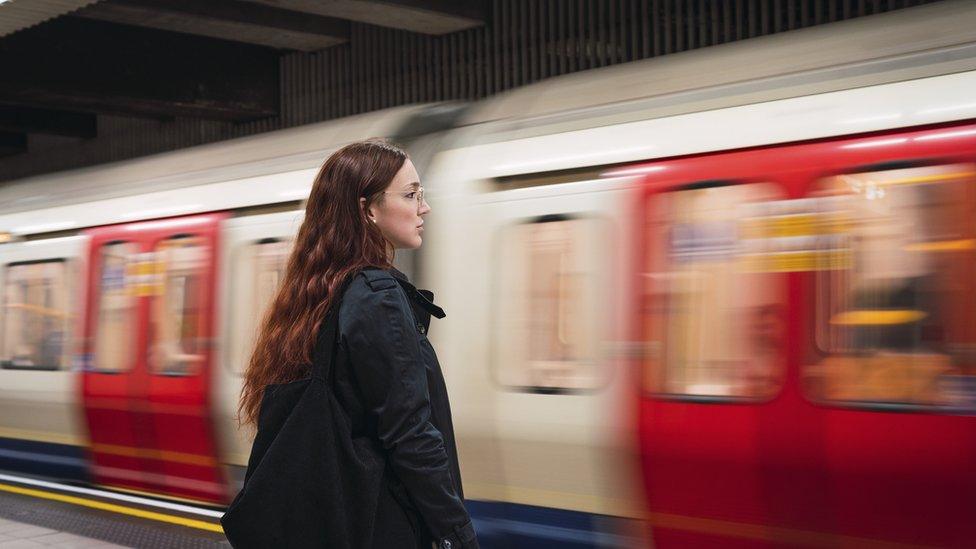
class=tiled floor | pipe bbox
[0,518,126,548]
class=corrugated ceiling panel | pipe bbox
[0,0,947,181]
[0,0,101,37]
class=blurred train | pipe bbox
[2,1,976,547]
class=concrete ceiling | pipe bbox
[240,0,485,35]
[74,0,484,51]
[0,0,101,38]
[0,0,486,153]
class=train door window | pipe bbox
[227,238,291,375]
[642,182,786,400]
[805,163,976,410]
[94,242,136,372]
[149,236,207,376]
[492,215,609,392]
[1,260,72,370]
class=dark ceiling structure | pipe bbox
[0,0,943,181]
[0,0,484,156]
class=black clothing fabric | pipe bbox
[222,267,476,549]
[334,267,478,549]
[220,279,386,549]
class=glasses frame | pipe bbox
[380,186,426,212]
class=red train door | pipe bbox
[81,213,227,504]
[795,160,976,547]
[636,125,976,548]
[636,178,798,548]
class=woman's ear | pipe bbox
[359,197,376,223]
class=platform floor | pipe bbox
[0,516,126,548]
[0,474,229,548]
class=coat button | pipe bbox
[418,324,426,334]
[439,540,452,549]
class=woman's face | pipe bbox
[364,159,430,249]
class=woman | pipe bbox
[239,139,478,549]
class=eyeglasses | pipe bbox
[381,186,426,212]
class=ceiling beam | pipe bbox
[76,0,350,52]
[0,132,27,158]
[0,106,97,139]
[0,18,279,121]
[242,0,485,35]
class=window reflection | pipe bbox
[228,239,290,375]
[643,183,785,399]
[150,236,206,376]
[806,164,976,409]
[494,216,606,391]
[94,243,135,372]
[2,260,71,371]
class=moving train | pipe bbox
[2,1,975,546]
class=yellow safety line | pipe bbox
[101,484,223,507]
[0,482,223,534]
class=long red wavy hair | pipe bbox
[238,139,407,428]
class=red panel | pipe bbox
[81,213,228,504]
[635,122,976,547]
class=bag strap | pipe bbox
[310,276,357,386]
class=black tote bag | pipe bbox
[221,291,385,548]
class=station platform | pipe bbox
[0,473,229,548]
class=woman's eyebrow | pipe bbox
[404,181,421,189]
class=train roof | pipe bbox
[0,104,440,219]
[462,0,976,137]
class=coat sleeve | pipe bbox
[339,279,479,549]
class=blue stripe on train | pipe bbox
[0,437,88,483]
[467,500,638,548]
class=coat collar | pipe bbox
[390,268,446,319]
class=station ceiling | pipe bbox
[0,0,484,155]
[0,0,945,181]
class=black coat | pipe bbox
[331,267,478,549]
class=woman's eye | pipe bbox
[405,192,417,199]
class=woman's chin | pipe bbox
[394,238,422,250]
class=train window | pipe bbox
[642,183,786,400]
[492,215,609,392]
[94,242,136,372]
[149,236,207,376]
[227,238,291,375]
[805,163,976,411]
[1,260,72,371]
